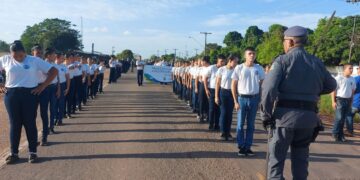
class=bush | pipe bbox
[319,95,334,115]
[319,94,360,123]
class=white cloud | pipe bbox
[87,27,109,33]
[204,12,327,29]
[123,30,131,36]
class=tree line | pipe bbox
[203,15,360,66]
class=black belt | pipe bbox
[277,100,318,112]
[221,88,231,92]
[239,94,258,98]
[336,97,352,101]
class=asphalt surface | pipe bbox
[0,72,359,180]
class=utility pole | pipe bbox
[165,49,168,55]
[112,46,115,55]
[349,16,357,62]
[81,16,84,50]
[173,48,177,66]
[195,48,198,56]
[200,32,212,56]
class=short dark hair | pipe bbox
[343,63,353,69]
[64,53,74,59]
[44,48,55,57]
[244,47,256,52]
[217,54,226,60]
[202,56,210,64]
[228,54,238,62]
[31,44,42,52]
[10,40,25,52]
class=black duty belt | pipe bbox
[277,100,318,112]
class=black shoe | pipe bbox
[40,139,48,146]
[220,133,227,141]
[214,126,220,131]
[238,148,247,157]
[246,149,255,156]
[57,121,63,126]
[5,154,19,164]
[227,134,233,141]
[340,136,347,142]
[28,154,38,163]
[49,128,57,134]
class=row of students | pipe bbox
[0,40,110,164]
[172,47,265,156]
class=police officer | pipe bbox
[261,26,337,179]
[0,40,58,163]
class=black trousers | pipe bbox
[137,70,143,85]
[198,82,209,120]
[98,73,104,93]
[4,87,38,154]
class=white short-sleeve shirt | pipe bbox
[136,60,145,70]
[67,64,75,79]
[99,65,106,74]
[89,64,98,75]
[73,61,82,77]
[0,55,53,88]
[81,63,90,75]
[231,63,265,95]
[55,64,69,84]
[335,75,356,98]
[216,66,234,90]
[204,65,219,89]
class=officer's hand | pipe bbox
[262,119,275,131]
[234,102,240,111]
[332,102,337,110]
[195,88,198,94]
[31,84,47,95]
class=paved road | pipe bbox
[0,72,359,180]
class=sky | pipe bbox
[0,0,359,58]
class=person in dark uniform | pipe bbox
[0,40,58,163]
[260,26,337,179]
[108,55,117,84]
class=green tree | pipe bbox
[308,16,360,65]
[223,31,243,47]
[243,26,264,49]
[20,18,82,53]
[0,40,9,52]
[116,49,134,60]
[257,24,287,65]
[206,43,222,64]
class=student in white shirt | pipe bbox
[198,56,211,122]
[32,45,57,144]
[98,60,106,93]
[54,52,70,126]
[43,48,61,140]
[64,53,75,119]
[88,57,99,99]
[108,55,117,84]
[204,55,225,131]
[0,41,58,164]
[136,56,145,86]
[73,54,83,111]
[332,64,356,142]
[215,54,238,141]
[231,47,265,156]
